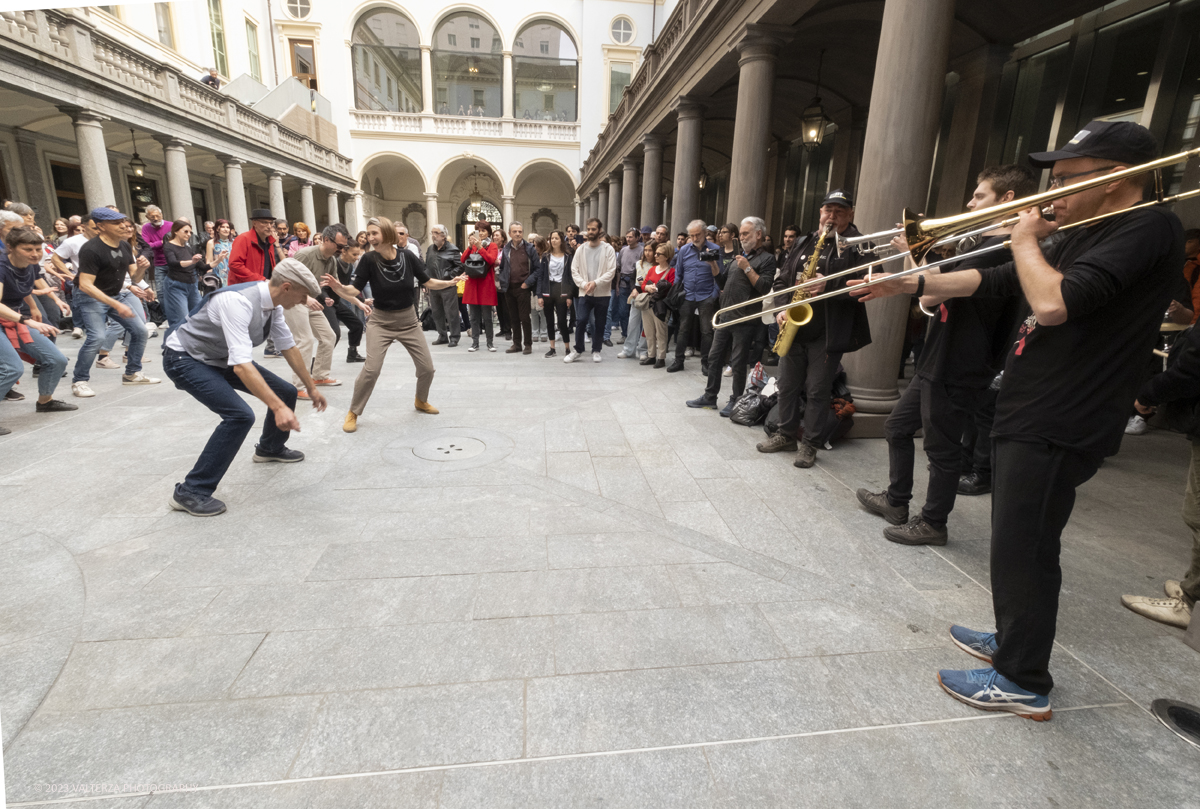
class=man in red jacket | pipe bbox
[227,209,278,285]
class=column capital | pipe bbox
[609,170,622,182]
[424,191,439,200]
[59,106,107,126]
[353,190,364,200]
[154,135,190,150]
[502,50,513,58]
[420,44,431,53]
[735,24,790,62]
[642,134,663,153]
[301,181,314,189]
[217,154,244,167]
[501,194,515,202]
[674,96,705,120]
[269,171,286,181]
[622,156,639,171]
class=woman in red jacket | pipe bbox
[461,221,498,352]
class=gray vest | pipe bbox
[174,282,275,368]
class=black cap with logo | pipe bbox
[821,189,854,208]
[1027,120,1158,169]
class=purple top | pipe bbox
[141,220,173,266]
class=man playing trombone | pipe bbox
[756,190,872,468]
[855,165,1035,546]
[850,120,1186,721]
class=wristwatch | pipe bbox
[18,314,29,324]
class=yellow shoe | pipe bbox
[343,411,357,433]
[414,397,439,415]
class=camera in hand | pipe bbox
[699,248,720,261]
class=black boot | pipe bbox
[347,347,365,363]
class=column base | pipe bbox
[846,385,900,414]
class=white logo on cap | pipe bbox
[1068,129,1093,145]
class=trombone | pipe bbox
[712,146,1200,330]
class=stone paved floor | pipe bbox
[2,329,1200,807]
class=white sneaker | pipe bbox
[1121,594,1192,628]
[146,323,158,337]
[122,372,161,385]
[564,350,580,364]
[592,352,602,363]
[71,328,83,339]
[72,381,95,398]
[159,321,169,329]
[1125,415,1148,435]
[95,356,121,370]
[723,365,733,377]
[467,344,479,353]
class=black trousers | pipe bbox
[468,304,494,346]
[990,437,1099,695]
[885,374,986,527]
[323,300,363,348]
[704,323,755,400]
[495,291,510,335]
[776,339,841,447]
[504,285,533,348]
[675,296,719,363]
[544,284,571,344]
[962,386,998,478]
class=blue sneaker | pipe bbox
[949,625,997,663]
[937,667,1052,721]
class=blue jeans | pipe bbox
[101,289,147,353]
[163,348,296,497]
[0,324,68,398]
[604,285,631,340]
[618,304,648,357]
[162,277,200,342]
[574,295,609,355]
[73,289,145,383]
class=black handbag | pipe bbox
[665,279,686,311]
[463,251,488,280]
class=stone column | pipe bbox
[841,0,955,415]
[502,194,515,227]
[268,171,286,220]
[13,130,53,230]
[65,108,114,210]
[425,192,439,232]
[606,172,622,236]
[420,45,434,113]
[620,157,640,235]
[327,190,340,225]
[597,183,609,230]
[574,198,583,225]
[345,190,365,234]
[640,135,664,230]
[670,97,704,236]
[589,190,600,223]
[726,26,786,223]
[156,136,194,225]
[502,51,514,119]
[222,157,248,232]
[300,182,316,228]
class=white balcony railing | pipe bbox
[350,110,581,143]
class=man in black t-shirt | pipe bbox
[71,207,161,398]
[850,121,1185,721]
[857,166,1035,546]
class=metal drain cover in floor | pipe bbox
[411,436,487,461]
[1151,699,1200,749]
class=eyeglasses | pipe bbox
[1048,165,1119,189]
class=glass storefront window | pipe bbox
[1000,44,1071,164]
[352,8,422,112]
[434,12,502,117]
[513,22,578,122]
[1078,6,1165,125]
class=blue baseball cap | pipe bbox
[90,207,128,222]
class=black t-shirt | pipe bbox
[77,237,134,298]
[975,208,1184,459]
[164,241,198,283]
[353,249,429,311]
[0,255,37,309]
[917,235,1024,388]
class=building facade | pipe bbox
[576,0,1200,422]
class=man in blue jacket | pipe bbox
[497,222,540,355]
[666,219,721,374]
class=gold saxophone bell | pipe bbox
[772,302,812,357]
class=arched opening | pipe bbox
[436,158,504,246]
[352,7,422,112]
[512,20,578,122]
[512,161,576,238]
[359,153,428,241]
[432,11,502,117]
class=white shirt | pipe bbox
[165,281,295,366]
[549,254,565,283]
[54,234,89,273]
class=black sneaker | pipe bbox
[35,399,79,413]
[253,445,306,464]
[346,348,366,363]
[957,473,992,496]
[544,348,557,358]
[719,395,737,418]
[0,425,10,436]
[432,336,449,346]
[686,394,719,409]
[448,339,459,348]
[884,516,949,546]
[666,360,684,373]
[855,489,910,525]
[169,483,227,517]
[603,339,614,347]
[639,357,655,366]
[654,359,666,369]
[4,389,23,402]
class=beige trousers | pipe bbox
[350,307,435,414]
[282,304,336,385]
[643,309,669,360]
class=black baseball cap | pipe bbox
[1027,120,1158,168]
[821,189,854,208]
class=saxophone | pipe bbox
[773,224,831,357]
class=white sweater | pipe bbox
[571,241,618,298]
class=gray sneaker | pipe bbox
[793,443,817,468]
[884,516,948,546]
[756,433,797,454]
[856,489,910,526]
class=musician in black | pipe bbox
[756,189,871,468]
[851,120,1184,720]
[856,165,1035,546]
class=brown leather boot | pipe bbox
[414,398,439,414]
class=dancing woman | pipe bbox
[322,216,464,433]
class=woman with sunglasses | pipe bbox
[640,243,676,367]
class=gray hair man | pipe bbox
[686,215,777,414]
[286,224,351,391]
[163,257,327,517]
[667,219,722,373]
[424,223,463,346]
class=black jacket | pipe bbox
[497,240,540,292]
[1140,325,1200,439]
[424,240,462,282]
[772,224,872,354]
[530,251,578,298]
